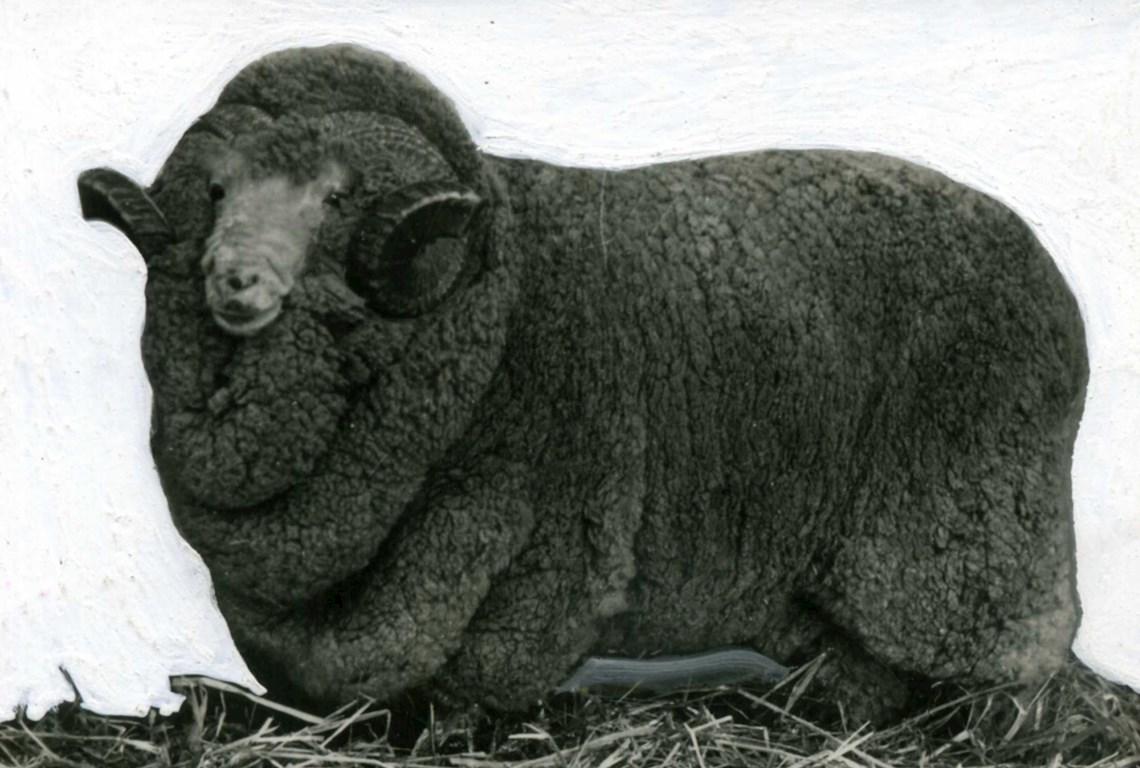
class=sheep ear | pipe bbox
[78,168,172,262]
[348,180,483,317]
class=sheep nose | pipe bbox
[224,270,260,292]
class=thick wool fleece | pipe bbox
[138,45,1087,717]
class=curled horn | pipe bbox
[348,180,483,317]
[78,168,172,262]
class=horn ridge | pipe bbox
[348,180,483,318]
[78,168,173,262]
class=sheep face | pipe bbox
[200,155,350,336]
[141,109,481,337]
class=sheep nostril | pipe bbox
[225,272,260,291]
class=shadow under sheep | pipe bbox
[78,43,1088,726]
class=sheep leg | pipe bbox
[813,402,1080,695]
[434,412,648,710]
[431,564,601,710]
[263,456,537,703]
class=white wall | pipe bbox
[2,0,1137,719]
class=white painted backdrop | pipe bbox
[2,0,1137,720]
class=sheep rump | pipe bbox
[80,44,1087,720]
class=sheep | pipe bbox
[78,43,1088,722]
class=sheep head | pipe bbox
[81,44,496,338]
[198,148,351,336]
[189,112,485,336]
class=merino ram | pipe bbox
[78,44,1088,721]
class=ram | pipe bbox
[78,44,1088,722]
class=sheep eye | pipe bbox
[324,191,343,209]
[208,181,226,203]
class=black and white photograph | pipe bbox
[3,3,1139,766]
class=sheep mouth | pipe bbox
[211,304,282,336]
